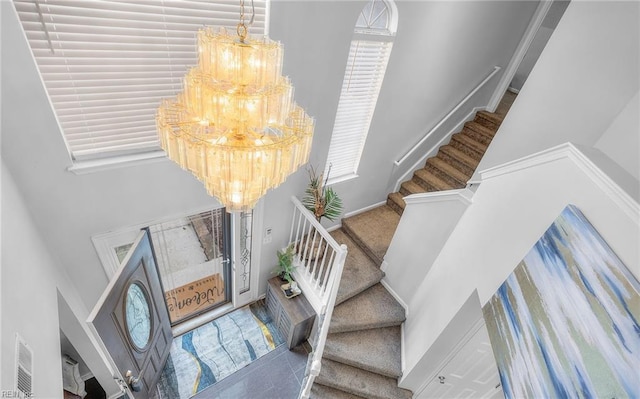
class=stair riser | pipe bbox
[399,180,426,196]
[475,113,501,130]
[329,320,404,334]
[399,183,427,197]
[323,353,401,379]
[424,163,466,188]
[411,176,440,192]
[311,384,367,399]
[386,196,405,215]
[450,137,484,160]
[341,223,382,265]
[336,278,383,306]
[452,134,488,155]
[464,121,496,139]
[413,169,455,191]
[316,372,411,399]
[461,127,493,146]
[439,147,478,171]
[437,152,476,175]
[315,379,387,399]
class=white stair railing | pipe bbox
[287,196,347,398]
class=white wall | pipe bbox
[1,162,64,397]
[510,0,570,91]
[477,1,640,177]
[329,1,539,214]
[392,1,640,392]
[400,146,640,391]
[0,0,541,390]
[383,190,472,307]
[0,0,543,308]
[595,91,640,182]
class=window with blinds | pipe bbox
[13,0,268,163]
[324,0,396,184]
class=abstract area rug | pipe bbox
[156,302,284,398]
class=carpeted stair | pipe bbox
[387,110,504,215]
[309,107,506,399]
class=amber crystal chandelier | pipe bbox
[157,1,314,212]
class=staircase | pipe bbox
[387,110,503,215]
[309,105,507,398]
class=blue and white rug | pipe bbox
[156,302,284,398]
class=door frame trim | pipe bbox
[91,202,265,337]
[92,204,228,279]
[486,0,554,111]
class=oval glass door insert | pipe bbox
[125,282,152,350]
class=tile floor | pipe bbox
[190,343,310,399]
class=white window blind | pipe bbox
[13,0,267,162]
[324,0,395,184]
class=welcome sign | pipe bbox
[165,273,225,323]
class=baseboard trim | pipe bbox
[380,278,409,318]
[343,200,387,219]
[81,372,94,381]
[380,259,390,273]
[326,223,342,233]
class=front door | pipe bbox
[88,229,172,398]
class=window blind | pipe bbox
[324,39,393,182]
[13,0,268,161]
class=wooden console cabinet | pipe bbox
[265,277,316,349]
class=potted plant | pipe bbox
[274,244,296,284]
[301,165,343,222]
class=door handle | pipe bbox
[125,370,142,392]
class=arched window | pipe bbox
[324,0,397,184]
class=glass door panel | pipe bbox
[148,208,231,325]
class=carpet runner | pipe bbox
[156,302,284,399]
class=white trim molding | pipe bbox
[479,142,640,221]
[68,151,167,175]
[380,278,409,318]
[403,188,474,207]
[343,200,388,219]
[486,1,553,111]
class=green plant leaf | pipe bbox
[301,165,343,222]
[322,188,343,221]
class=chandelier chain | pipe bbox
[237,0,247,41]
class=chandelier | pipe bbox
[156,1,314,212]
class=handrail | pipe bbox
[394,66,501,167]
[288,196,347,314]
[288,196,348,399]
